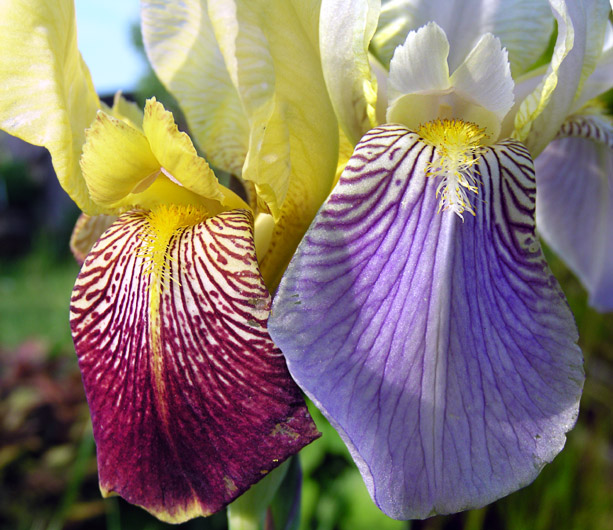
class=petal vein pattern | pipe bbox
[535,113,613,311]
[70,210,319,523]
[269,125,584,519]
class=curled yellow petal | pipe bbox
[81,98,249,214]
[81,111,159,209]
[143,99,224,203]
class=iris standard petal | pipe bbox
[320,0,380,144]
[0,0,100,213]
[269,124,584,519]
[142,0,249,177]
[573,46,613,111]
[70,208,319,523]
[515,0,610,157]
[208,0,339,288]
[535,114,613,311]
[387,23,514,141]
[372,0,553,76]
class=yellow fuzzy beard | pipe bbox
[418,119,487,218]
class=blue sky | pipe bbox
[75,0,145,94]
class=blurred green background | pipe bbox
[1,22,612,530]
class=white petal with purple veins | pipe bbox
[536,114,613,311]
[270,124,584,519]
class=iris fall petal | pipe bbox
[535,114,613,311]
[269,125,584,519]
[70,209,319,523]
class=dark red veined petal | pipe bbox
[70,208,319,523]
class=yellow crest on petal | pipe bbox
[418,119,486,217]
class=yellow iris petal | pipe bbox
[143,99,224,202]
[142,0,250,178]
[81,111,159,209]
[81,98,249,214]
[0,0,100,213]
[210,0,339,287]
[110,92,145,129]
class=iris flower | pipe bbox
[1,0,611,525]
[269,0,612,520]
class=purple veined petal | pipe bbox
[536,114,613,311]
[269,124,584,519]
[70,209,319,524]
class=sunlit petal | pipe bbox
[388,22,451,100]
[70,208,319,523]
[269,125,583,519]
[372,0,553,77]
[320,0,380,144]
[388,24,513,140]
[0,0,100,213]
[208,0,339,288]
[514,0,610,157]
[142,0,249,177]
[536,114,613,311]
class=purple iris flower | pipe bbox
[268,0,613,517]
